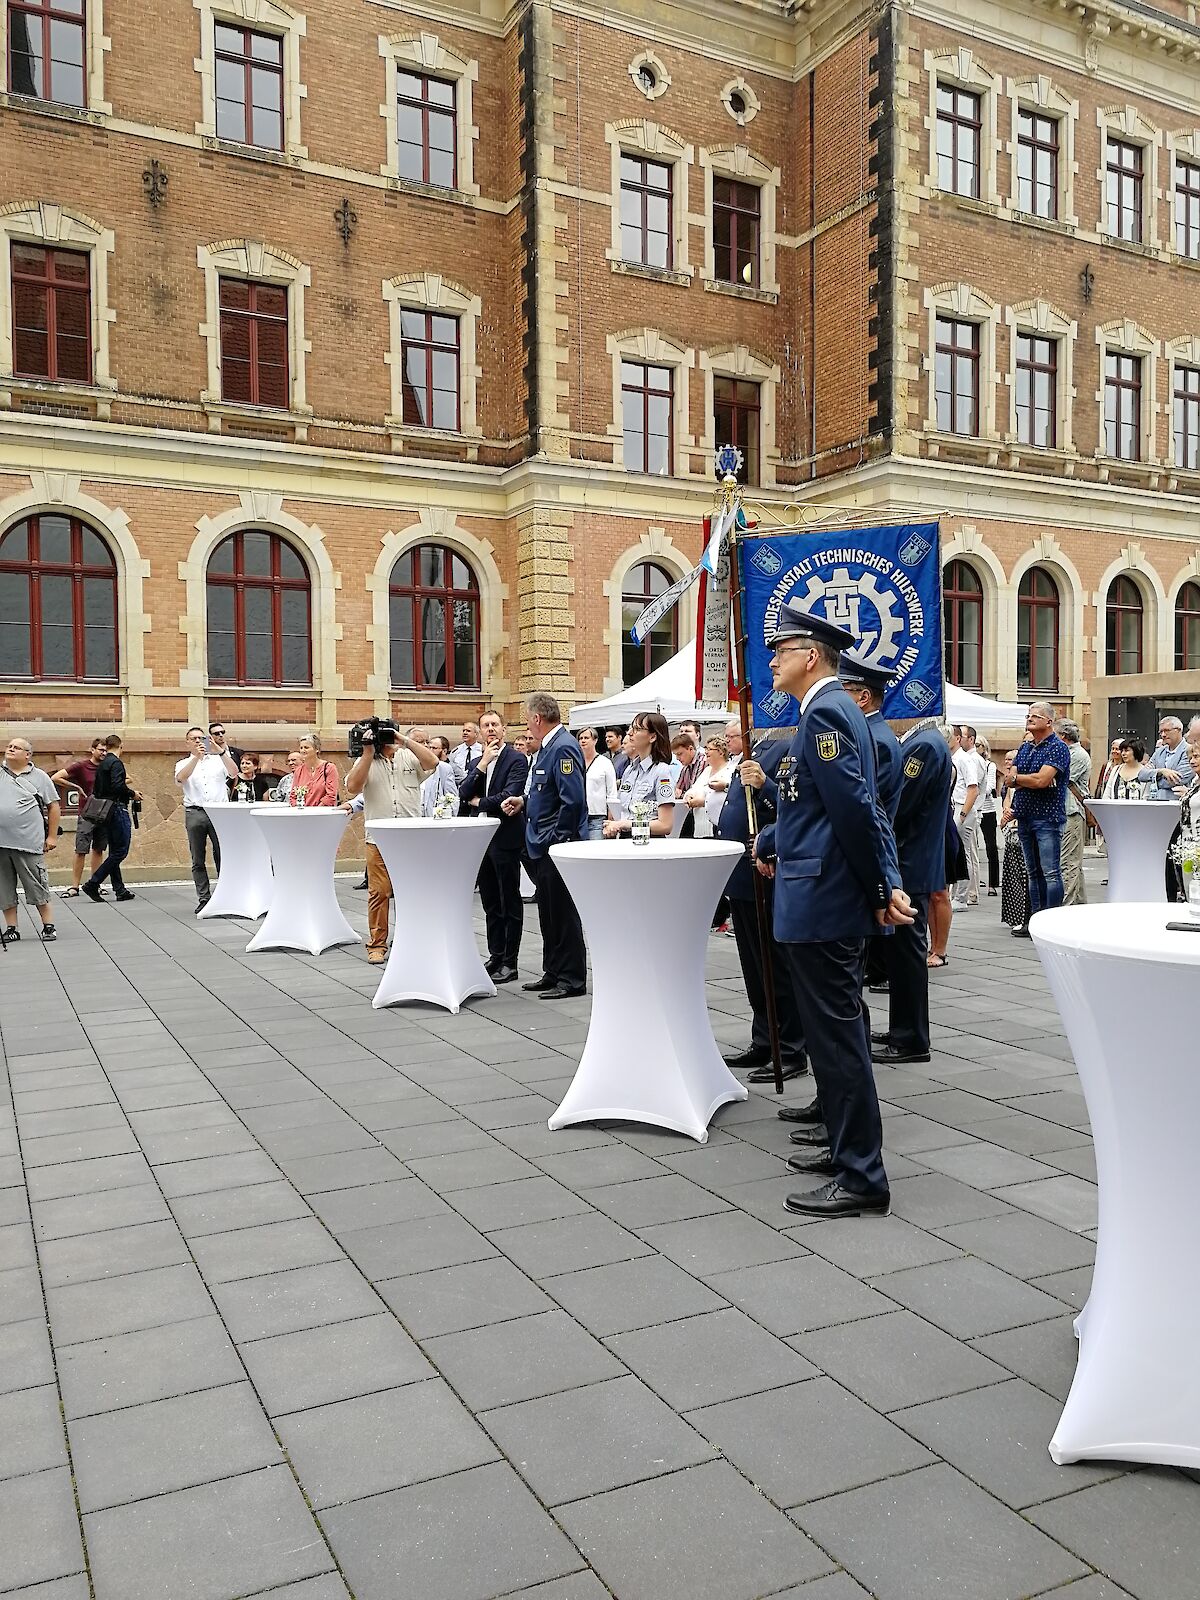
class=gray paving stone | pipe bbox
[793,1307,1009,1412]
[0,1384,68,1480]
[607,1305,816,1410]
[638,1210,805,1276]
[793,1462,1087,1600]
[16,1102,128,1139]
[31,1183,173,1241]
[0,1575,91,1599]
[339,1211,497,1279]
[490,1576,609,1600]
[0,1186,29,1226]
[1025,1468,1200,1600]
[38,1219,192,1289]
[0,1318,55,1397]
[321,1461,581,1600]
[406,1143,541,1192]
[240,1579,352,1600]
[425,1307,621,1410]
[935,1211,1095,1278]
[237,1313,431,1415]
[167,1179,314,1237]
[981,1113,1092,1157]
[886,1172,1017,1228]
[47,1262,213,1344]
[990,1174,1099,1233]
[492,1121,613,1160]
[24,1153,151,1201]
[57,1316,244,1419]
[555,1459,834,1600]
[706,1254,894,1337]
[446,1174,593,1232]
[211,1260,383,1343]
[796,1214,962,1278]
[0,1221,34,1271]
[21,1126,140,1166]
[1029,1579,1136,1600]
[154,1150,283,1198]
[377,1254,554,1338]
[189,1217,343,1283]
[1031,1264,1093,1311]
[917,1140,1061,1189]
[253,1120,381,1162]
[970,1315,1083,1403]
[535,1143,669,1189]
[83,1464,331,1600]
[0,1467,86,1593]
[876,1256,1070,1339]
[481,1374,715,1504]
[492,1212,652,1278]
[462,1092,560,1129]
[583,1173,732,1229]
[542,1254,727,1336]
[379,1119,498,1160]
[305,1177,450,1233]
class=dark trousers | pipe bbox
[881,892,931,1053]
[88,806,131,895]
[980,811,1000,890]
[729,895,807,1067]
[526,851,586,991]
[863,935,888,987]
[479,846,523,966]
[781,938,887,1197]
[185,807,220,903]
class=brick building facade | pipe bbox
[0,0,1198,872]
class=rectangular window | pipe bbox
[400,310,460,430]
[214,23,283,149]
[1175,159,1200,259]
[1104,351,1141,460]
[1174,364,1200,469]
[8,0,86,107]
[218,278,289,408]
[1015,334,1057,448]
[396,71,456,188]
[1106,140,1143,243]
[1016,110,1058,220]
[934,317,980,435]
[620,155,673,269]
[936,85,981,198]
[713,376,760,485]
[11,243,91,383]
[621,361,673,474]
[713,178,760,287]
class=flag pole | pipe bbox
[720,468,785,1097]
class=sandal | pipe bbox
[926,953,948,969]
[60,886,80,898]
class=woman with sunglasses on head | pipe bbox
[604,711,676,838]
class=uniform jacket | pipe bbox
[757,680,898,942]
[866,712,902,821]
[458,744,529,853]
[524,727,588,859]
[893,723,954,895]
[716,739,783,901]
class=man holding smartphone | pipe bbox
[174,724,238,913]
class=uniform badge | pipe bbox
[815,732,840,763]
[559,757,574,776]
[903,756,924,779]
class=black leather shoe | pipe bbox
[485,956,502,976]
[539,985,586,1001]
[777,1099,822,1124]
[871,1045,931,1065]
[784,1181,890,1217]
[870,1031,891,1046]
[114,890,136,902]
[748,1061,809,1083]
[81,883,102,903]
[523,975,557,991]
[867,982,890,995]
[723,1048,768,1071]
[1011,926,1032,939]
[356,875,368,890]
[492,965,518,984]
[789,1124,830,1146]
[787,1150,836,1176]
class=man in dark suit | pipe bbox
[872,717,953,1065]
[749,605,911,1218]
[840,655,902,999]
[502,692,588,999]
[459,710,529,983]
[715,737,808,1083]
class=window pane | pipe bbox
[40,574,74,674]
[78,527,109,568]
[277,542,305,580]
[38,516,72,564]
[216,97,247,143]
[419,597,446,685]
[0,574,31,673]
[390,595,414,685]
[431,388,457,429]
[0,523,28,561]
[428,108,454,151]
[427,148,454,187]
[450,555,473,589]
[252,107,283,150]
[250,31,282,64]
[209,537,235,575]
[241,533,272,576]
[418,546,445,587]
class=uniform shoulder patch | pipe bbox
[903,755,924,779]
[558,756,575,777]
[815,731,841,763]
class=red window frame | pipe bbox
[388,544,480,691]
[400,310,460,431]
[1104,352,1141,460]
[620,155,673,269]
[1015,333,1057,448]
[206,530,311,687]
[943,559,984,688]
[936,85,981,198]
[621,560,677,683]
[1016,110,1058,219]
[0,513,117,682]
[1105,575,1143,675]
[396,71,456,187]
[621,361,674,475]
[1176,580,1200,670]
[7,0,86,107]
[11,243,91,384]
[1017,566,1060,692]
[713,178,760,287]
[934,317,980,435]
[1107,139,1143,243]
[1176,160,1200,259]
[713,375,760,485]
[1173,364,1200,470]
[218,278,289,409]
[214,23,283,150]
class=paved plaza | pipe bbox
[0,863,1195,1600]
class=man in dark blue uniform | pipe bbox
[749,605,911,1218]
[871,717,953,1064]
[715,737,808,1082]
[840,655,902,1004]
[502,691,588,999]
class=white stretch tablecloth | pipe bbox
[1032,902,1200,1468]
[1088,799,1181,903]
[367,818,498,1012]
[246,806,360,955]
[547,839,747,1143]
[197,802,273,920]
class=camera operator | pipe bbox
[346,720,437,964]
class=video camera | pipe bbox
[348,717,399,759]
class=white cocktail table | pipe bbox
[1088,799,1181,903]
[547,839,747,1143]
[1032,902,1200,1467]
[246,806,360,955]
[367,818,498,1012]
[197,802,273,920]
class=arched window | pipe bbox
[206,530,311,686]
[942,559,983,688]
[389,544,480,690]
[621,560,677,684]
[1017,566,1060,692]
[0,514,117,681]
[1105,574,1144,676]
[1176,581,1200,670]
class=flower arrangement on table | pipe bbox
[432,792,458,820]
[1169,825,1200,916]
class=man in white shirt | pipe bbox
[950,724,985,909]
[345,722,437,962]
[174,725,238,913]
[450,722,483,782]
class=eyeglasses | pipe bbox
[771,644,811,658]
[210,728,225,737]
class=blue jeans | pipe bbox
[1016,817,1064,919]
[88,805,131,894]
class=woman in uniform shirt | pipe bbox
[604,711,676,838]
[578,726,618,840]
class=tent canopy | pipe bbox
[943,683,1028,730]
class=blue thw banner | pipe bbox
[738,522,943,727]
